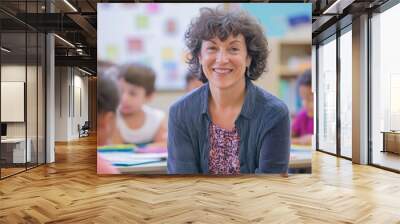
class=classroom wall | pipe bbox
[147,91,185,118]
[54,67,89,141]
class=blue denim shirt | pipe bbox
[167,79,290,174]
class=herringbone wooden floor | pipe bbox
[1,135,400,223]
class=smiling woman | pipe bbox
[167,6,291,175]
[199,35,250,91]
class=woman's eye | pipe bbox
[230,47,239,52]
[207,46,216,51]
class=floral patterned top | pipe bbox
[208,122,240,175]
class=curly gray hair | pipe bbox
[184,6,269,82]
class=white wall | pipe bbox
[1,65,30,137]
[72,73,89,138]
[55,67,68,141]
[1,64,46,163]
[54,67,89,141]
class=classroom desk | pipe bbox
[99,144,312,174]
[117,161,167,174]
[288,145,312,173]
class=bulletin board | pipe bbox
[98,3,222,91]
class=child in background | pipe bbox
[185,71,203,92]
[291,70,314,145]
[97,75,120,174]
[112,64,167,146]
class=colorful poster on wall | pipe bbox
[98,3,222,90]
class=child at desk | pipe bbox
[97,75,120,174]
[292,70,313,146]
[112,64,167,146]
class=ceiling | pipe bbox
[0,0,392,74]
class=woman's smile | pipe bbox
[212,67,233,76]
